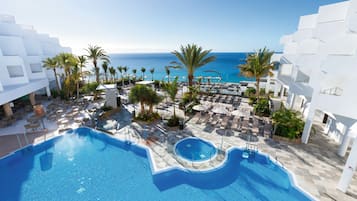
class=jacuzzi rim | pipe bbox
[173,137,218,164]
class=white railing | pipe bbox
[320,87,343,96]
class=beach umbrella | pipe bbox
[193,104,208,112]
[231,110,243,116]
[239,106,252,114]
[212,105,229,115]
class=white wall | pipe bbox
[277,0,357,120]
[0,14,71,104]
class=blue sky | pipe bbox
[0,0,345,54]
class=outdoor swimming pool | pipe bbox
[0,127,313,201]
[174,137,217,162]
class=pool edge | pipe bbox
[0,127,317,201]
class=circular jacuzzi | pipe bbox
[174,137,217,162]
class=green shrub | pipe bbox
[179,93,191,109]
[101,105,113,111]
[248,97,257,105]
[154,80,160,89]
[135,112,160,122]
[51,89,59,98]
[179,92,199,112]
[245,87,256,98]
[167,116,180,127]
[59,89,67,100]
[80,82,99,94]
[254,98,271,117]
[272,108,304,139]
[259,88,266,95]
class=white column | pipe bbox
[57,74,62,90]
[46,86,51,97]
[289,93,296,109]
[337,137,357,192]
[274,83,280,97]
[280,86,284,99]
[302,105,315,144]
[338,130,351,157]
[266,77,271,94]
[29,92,36,106]
[337,119,356,157]
[324,117,331,133]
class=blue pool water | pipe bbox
[174,137,217,162]
[0,127,312,201]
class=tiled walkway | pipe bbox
[1,118,357,201]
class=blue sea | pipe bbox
[100,52,253,83]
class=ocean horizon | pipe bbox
[89,52,254,83]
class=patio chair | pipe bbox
[231,120,239,132]
[264,123,273,138]
[196,114,205,124]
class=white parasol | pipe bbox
[212,105,230,115]
[193,104,208,112]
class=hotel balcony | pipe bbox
[313,2,349,42]
[0,36,27,57]
[24,56,47,80]
[40,42,62,57]
[0,78,49,106]
[0,15,15,23]
[0,55,29,86]
[294,54,321,77]
[0,21,23,37]
[318,91,357,120]
[22,29,44,56]
[277,63,313,98]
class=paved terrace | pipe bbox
[1,108,357,201]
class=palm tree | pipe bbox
[149,68,155,81]
[141,67,146,80]
[85,45,109,84]
[162,77,179,118]
[238,47,274,98]
[129,85,150,114]
[43,57,61,93]
[117,66,124,86]
[72,64,81,99]
[147,89,162,113]
[123,66,128,78]
[109,66,116,82]
[55,53,78,98]
[56,53,77,77]
[171,44,216,88]
[102,61,109,82]
[164,66,171,83]
[77,55,87,81]
[132,69,137,82]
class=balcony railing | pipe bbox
[320,87,343,96]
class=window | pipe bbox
[30,63,43,73]
[7,65,24,78]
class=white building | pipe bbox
[274,0,357,192]
[0,15,71,117]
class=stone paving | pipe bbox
[1,106,357,201]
